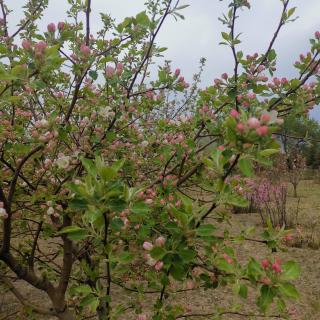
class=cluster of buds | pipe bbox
[198,104,216,119]
[137,188,157,205]
[46,201,61,219]
[142,236,166,271]
[105,63,124,78]
[32,118,59,143]
[261,258,282,274]
[160,174,178,188]
[177,75,189,89]
[233,110,283,137]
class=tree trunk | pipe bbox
[56,309,75,320]
[293,184,298,197]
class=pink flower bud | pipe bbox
[221,73,228,80]
[22,39,31,50]
[154,261,164,271]
[34,41,47,54]
[256,125,269,136]
[284,234,293,241]
[106,66,115,78]
[260,114,270,123]
[261,276,271,285]
[315,31,320,40]
[174,68,181,76]
[261,259,270,269]
[80,44,91,56]
[247,92,256,100]
[276,118,284,125]
[142,241,153,251]
[116,63,123,76]
[222,253,233,264]
[47,23,56,33]
[186,279,196,290]
[155,236,166,247]
[217,145,225,151]
[247,117,260,129]
[236,123,245,133]
[272,262,282,273]
[230,109,239,118]
[58,22,65,32]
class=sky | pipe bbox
[5,0,320,120]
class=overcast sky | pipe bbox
[5,0,320,120]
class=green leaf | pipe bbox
[259,149,279,157]
[58,226,87,241]
[89,70,98,80]
[171,263,186,280]
[257,285,276,312]
[150,247,166,260]
[73,285,92,295]
[238,284,248,299]
[278,282,299,300]
[131,201,151,215]
[268,49,277,61]
[196,224,216,237]
[221,32,230,41]
[119,252,134,264]
[100,167,117,181]
[281,261,300,281]
[238,158,253,177]
[135,11,150,27]
[179,248,196,262]
[80,294,99,311]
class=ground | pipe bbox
[1,178,320,320]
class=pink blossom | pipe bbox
[261,276,271,285]
[315,31,320,40]
[218,145,225,151]
[247,117,260,129]
[236,123,245,133]
[146,91,154,99]
[276,118,284,125]
[272,261,282,273]
[284,234,293,241]
[58,22,65,32]
[247,92,256,100]
[174,68,181,76]
[230,109,239,118]
[155,236,166,247]
[34,41,47,54]
[256,125,269,136]
[222,253,233,264]
[106,66,115,78]
[0,207,8,219]
[261,259,270,269]
[260,114,270,123]
[143,241,153,251]
[154,261,164,271]
[116,63,123,76]
[22,39,31,50]
[242,101,250,108]
[47,23,56,33]
[80,44,91,56]
[221,73,228,80]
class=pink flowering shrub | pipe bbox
[0,1,318,319]
[250,179,288,228]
